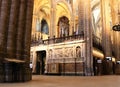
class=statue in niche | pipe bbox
[76,46,81,58]
[48,49,53,59]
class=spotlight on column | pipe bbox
[112,24,120,31]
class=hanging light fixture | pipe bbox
[112,24,120,31]
[112,1,120,31]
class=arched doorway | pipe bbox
[36,51,46,75]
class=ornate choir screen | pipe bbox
[46,41,85,75]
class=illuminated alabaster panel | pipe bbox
[46,41,85,63]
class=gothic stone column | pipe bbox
[78,0,93,76]
[50,0,56,37]
[0,0,34,82]
[6,0,20,58]
[23,0,34,81]
[16,0,27,60]
[101,0,113,75]
[0,0,11,82]
[110,0,119,59]
[111,0,120,74]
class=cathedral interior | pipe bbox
[31,0,120,76]
[0,0,120,83]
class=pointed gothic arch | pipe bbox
[57,16,69,37]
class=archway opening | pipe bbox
[41,19,49,35]
[35,51,46,75]
[57,16,69,37]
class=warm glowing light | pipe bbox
[93,8,100,22]
[93,49,104,59]
[112,57,116,62]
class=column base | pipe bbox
[0,62,32,83]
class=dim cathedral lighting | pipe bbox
[31,0,120,77]
[0,0,120,83]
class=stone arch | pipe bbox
[34,0,51,15]
[32,0,51,39]
[57,16,69,37]
[41,19,49,35]
[55,0,72,37]
[56,0,72,16]
[56,0,72,23]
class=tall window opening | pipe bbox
[41,19,49,35]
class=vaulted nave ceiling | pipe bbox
[56,1,71,19]
[33,0,71,20]
[33,0,72,34]
[34,0,51,18]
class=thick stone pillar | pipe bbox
[23,0,34,81]
[78,0,85,33]
[23,0,33,62]
[115,33,120,59]
[0,0,2,15]
[16,0,27,60]
[15,0,28,82]
[50,0,56,37]
[111,0,120,74]
[101,0,112,57]
[78,0,93,76]
[0,0,11,82]
[6,0,20,58]
[110,0,120,61]
[110,0,118,59]
[0,0,33,82]
[0,0,11,57]
[101,0,113,74]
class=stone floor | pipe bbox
[0,75,120,87]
